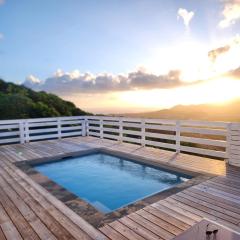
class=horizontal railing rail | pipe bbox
[1,115,240,165]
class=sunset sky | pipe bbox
[0,0,240,113]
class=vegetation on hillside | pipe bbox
[0,79,88,120]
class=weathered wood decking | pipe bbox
[0,136,239,239]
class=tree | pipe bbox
[0,79,89,119]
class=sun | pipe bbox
[118,77,240,111]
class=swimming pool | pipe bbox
[35,153,191,213]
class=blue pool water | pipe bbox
[35,153,191,213]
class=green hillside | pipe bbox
[0,79,88,120]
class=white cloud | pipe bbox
[219,0,240,28]
[24,69,197,94]
[177,8,195,28]
[25,75,41,85]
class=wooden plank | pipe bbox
[146,205,190,231]
[109,220,145,240]
[145,132,176,141]
[1,160,92,240]
[204,180,240,197]
[61,131,82,137]
[171,194,239,225]
[194,184,240,205]
[145,124,176,131]
[100,225,128,240]
[145,140,176,150]
[136,209,178,238]
[61,126,82,131]
[61,120,84,125]
[0,124,19,130]
[119,217,162,240]
[128,212,173,239]
[28,122,58,127]
[162,198,203,221]
[180,145,226,158]
[1,160,105,240]
[102,121,120,126]
[0,226,6,240]
[145,119,176,125]
[0,131,20,137]
[187,188,240,215]
[123,130,142,136]
[0,138,20,144]
[151,202,196,226]
[0,168,78,240]
[180,126,226,136]
[102,128,120,133]
[102,134,119,140]
[180,136,226,147]
[89,132,100,137]
[122,136,141,144]
[29,134,59,141]
[180,120,228,128]
[179,190,240,221]
[0,186,40,240]
[0,175,57,240]
[0,203,23,240]
[122,123,141,128]
[29,128,58,134]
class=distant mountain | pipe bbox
[0,79,89,120]
[117,100,240,122]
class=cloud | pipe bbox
[208,45,230,62]
[23,69,198,94]
[25,75,41,85]
[177,8,194,28]
[228,66,240,78]
[219,0,240,28]
[208,35,240,67]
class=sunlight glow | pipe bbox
[119,77,240,110]
[145,41,209,81]
[145,37,240,83]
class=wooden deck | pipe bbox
[0,136,239,239]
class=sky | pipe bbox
[0,0,240,113]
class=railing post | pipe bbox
[86,117,89,136]
[25,120,30,143]
[100,117,103,139]
[82,117,87,137]
[226,123,231,163]
[176,120,180,153]
[19,121,25,144]
[141,119,145,147]
[228,122,240,167]
[119,118,123,142]
[57,118,61,139]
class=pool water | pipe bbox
[35,153,191,213]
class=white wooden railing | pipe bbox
[0,116,86,144]
[87,116,228,159]
[0,116,240,166]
